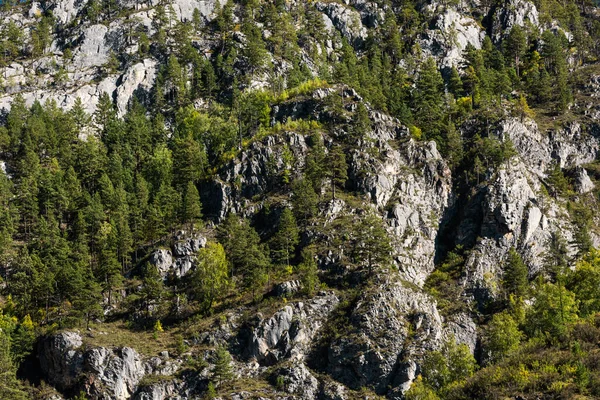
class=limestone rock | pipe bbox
[492,0,540,41]
[149,249,174,279]
[273,280,302,297]
[315,2,368,46]
[115,59,158,117]
[276,362,319,399]
[72,25,110,70]
[38,331,84,391]
[326,277,443,395]
[246,291,339,365]
[575,167,594,194]
[39,331,183,400]
[419,7,484,70]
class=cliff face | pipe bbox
[2,0,600,398]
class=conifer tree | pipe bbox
[305,134,326,194]
[0,331,27,400]
[413,58,445,139]
[291,178,318,224]
[327,145,348,200]
[140,263,164,317]
[298,246,320,296]
[212,346,234,387]
[270,208,299,270]
[448,66,463,97]
[544,231,569,282]
[217,214,270,297]
[182,181,203,232]
[505,25,527,77]
[353,213,393,275]
[72,269,103,329]
[503,248,529,299]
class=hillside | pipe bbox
[1,0,600,399]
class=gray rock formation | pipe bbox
[327,277,443,395]
[491,0,540,41]
[39,331,183,400]
[273,280,302,297]
[350,137,452,286]
[148,234,207,279]
[419,7,484,70]
[316,2,368,47]
[38,331,84,391]
[248,291,339,365]
[276,362,320,399]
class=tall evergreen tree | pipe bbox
[503,247,529,299]
[413,58,445,140]
[182,181,203,232]
[270,208,299,270]
[327,145,348,200]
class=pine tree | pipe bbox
[270,208,300,271]
[291,178,318,224]
[305,134,326,194]
[505,25,527,77]
[182,181,203,232]
[327,145,348,200]
[353,213,393,275]
[503,247,529,299]
[0,331,27,400]
[350,103,371,143]
[72,269,103,329]
[413,58,445,139]
[544,231,569,282]
[140,263,164,317]
[297,246,320,296]
[212,346,234,387]
[448,66,463,97]
[217,214,270,297]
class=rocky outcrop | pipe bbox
[148,234,207,279]
[326,277,443,395]
[39,332,183,400]
[491,0,540,41]
[350,138,452,286]
[457,158,577,305]
[495,118,598,176]
[84,347,146,400]
[275,361,320,399]
[273,280,302,297]
[205,131,310,220]
[419,7,484,70]
[132,379,186,400]
[38,331,84,391]
[245,291,339,365]
[115,60,158,117]
[316,2,368,47]
[575,167,595,194]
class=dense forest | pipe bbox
[2,0,600,398]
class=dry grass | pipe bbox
[82,321,179,357]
